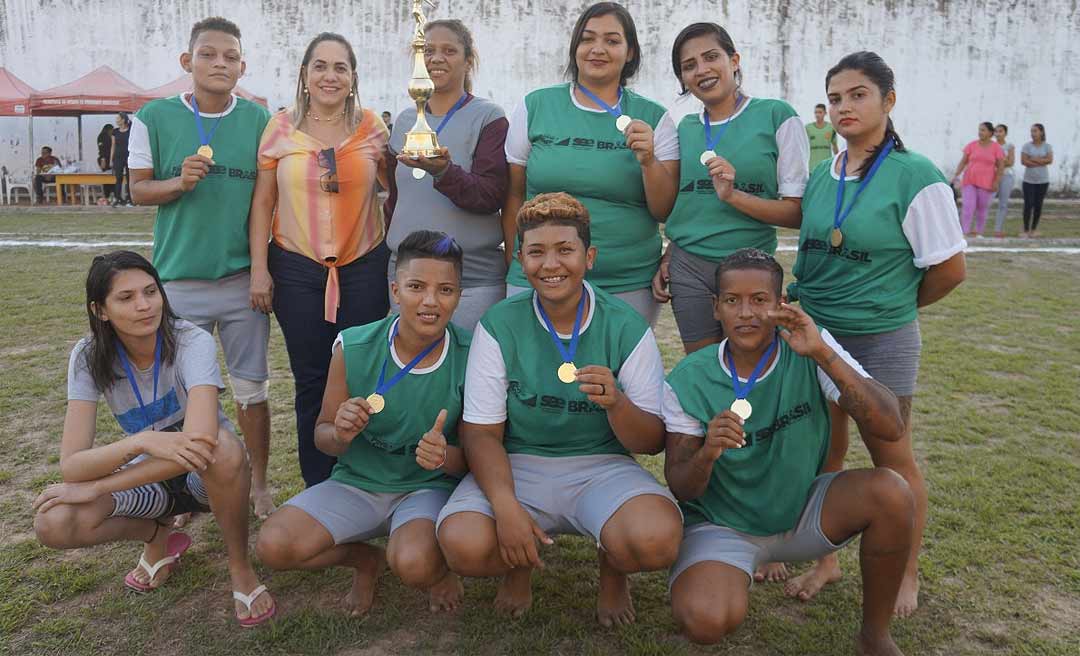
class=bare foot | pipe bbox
[428,572,464,613]
[855,629,905,656]
[753,561,789,583]
[251,488,276,521]
[784,554,842,602]
[346,548,386,617]
[597,553,634,627]
[494,567,532,618]
[128,528,172,589]
[893,573,919,618]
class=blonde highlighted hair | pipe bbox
[516,192,591,249]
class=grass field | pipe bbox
[1,205,1078,656]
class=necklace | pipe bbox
[306,109,346,122]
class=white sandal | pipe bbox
[234,584,276,628]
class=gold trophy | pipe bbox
[402,0,440,158]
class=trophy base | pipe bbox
[403,130,440,158]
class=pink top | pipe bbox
[962,140,1004,191]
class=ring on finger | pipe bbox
[600,383,606,396]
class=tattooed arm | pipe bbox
[769,303,905,442]
[817,347,905,442]
[664,409,746,501]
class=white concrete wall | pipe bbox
[2,0,1077,191]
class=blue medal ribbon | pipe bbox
[190,95,225,150]
[535,288,587,369]
[116,331,162,431]
[575,84,624,121]
[833,139,895,236]
[724,334,778,402]
[373,320,446,397]
[432,93,470,136]
[703,93,745,154]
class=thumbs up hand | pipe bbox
[416,409,449,470]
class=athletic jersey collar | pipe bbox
[568,84,618,114]
[387,316,451,374]
[716,336,782,383]
[179,93,238,118]
[532,281,597,339]
[830,148,898,182]
[695,95,754,125]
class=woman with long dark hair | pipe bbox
[786,52,967,617]
[654,22,809,356]
[32,251,274,626]
[249,32,390,487]
[385,19,509,331]
[111,113,132,206]
[97,124,115,198]
[1020,123,1053,237]
[501,2,680,324]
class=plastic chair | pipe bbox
[3,173,32,205]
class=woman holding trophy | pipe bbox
[386,18,510,331]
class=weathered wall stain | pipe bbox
[1,0,1077,192]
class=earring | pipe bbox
[304,87,309,95]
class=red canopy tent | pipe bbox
[0,67,35,116]
[30,65,145,116]
[140,74,269,108]
[0,68,36,195]
[29,65,148,164]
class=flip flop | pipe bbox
[123,532,193,593]
[234,584,276,628]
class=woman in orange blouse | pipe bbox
[249,32,390,487]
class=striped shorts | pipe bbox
[110,471,211,520]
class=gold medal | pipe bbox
[366,393,385,414]
[700,150,717,166]
[557,362,577,384]
[830,228,843,248]
[615,115,632,132]
[412,167,426,180]
[730,398,753,421]
[197,144,214,159]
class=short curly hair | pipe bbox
[716,248,784,297]
[516,192,591,250]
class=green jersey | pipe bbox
[665,97,808,261]
[790,148,966,335]
[505,83,677,293]
[805,121,837,170]
[464,283,665,457]
[332,315,470,493]
[663,334,859,536]
[130,95,270,282]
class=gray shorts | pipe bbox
[285,479,449,545]
[668,472,851,588]
[667,242,723,344]
[390,280,505,332]
[165,271,270,382]
[436,453,678,544]
[506,285,659,326]
[831,321,921,397]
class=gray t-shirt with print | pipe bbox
[67,320,232,434]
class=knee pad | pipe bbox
[231,377,269,407]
